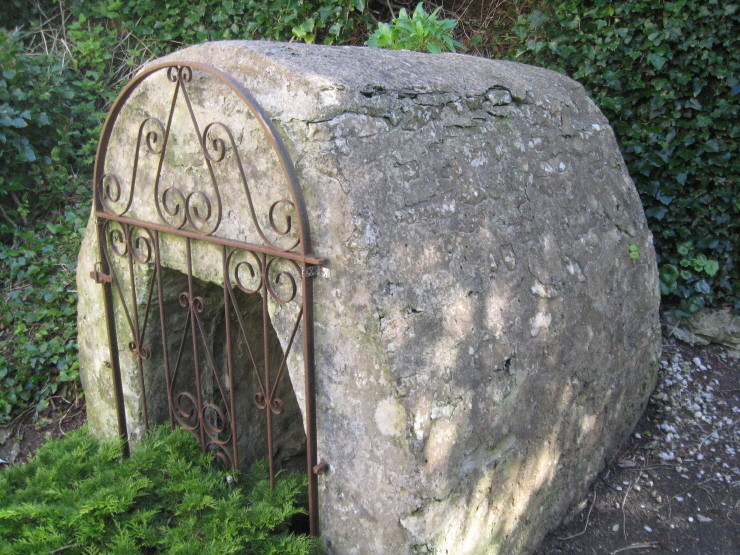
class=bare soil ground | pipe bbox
[535,329,740,555]
[0,396,86,465]
[1,327,738,555]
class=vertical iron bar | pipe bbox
[155,231,175,429]
[96,219,130,457]
[186,238,206,450]
[262,252,275,489]
[302,269,319,536]
[126,226,149,432]
[223,246,239,469]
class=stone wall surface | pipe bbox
[77,41,661,555]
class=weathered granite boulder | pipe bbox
[77,41,661,554]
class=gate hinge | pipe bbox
[301,265,330,279]
[90,262,113,284]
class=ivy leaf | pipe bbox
[703,260,719,276]
[659,264,679,284]
[17,144,36,161]
[647,53,667,70]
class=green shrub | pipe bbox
[0,29,81,234]
[0,426,319,554]
[366,2,464,53]
[0,0,60,32]
[71,0,366,56]
[0,203,87,424]
[512,0,740,314]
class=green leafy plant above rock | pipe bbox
[366,2,464,53]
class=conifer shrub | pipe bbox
[0,426,319,555]
[512,0,739,315]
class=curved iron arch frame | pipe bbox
[91,61,323,535]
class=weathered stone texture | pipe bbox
[77,41,661,554]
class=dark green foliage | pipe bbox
[0,0,60,32]
[0,29,81,233]
[512,0,740,314]
[70,0,367,58]
[0,204,87,423]
[0,426,318,554]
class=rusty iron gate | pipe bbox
[90,61,324,535]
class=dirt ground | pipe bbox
[0,394,86,465]
[535,329,740,555]
[1,326,738,555]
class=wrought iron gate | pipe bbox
[90,61,324,535]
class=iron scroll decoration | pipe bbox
[91,61,324,536]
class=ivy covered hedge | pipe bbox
[0,29,83,233]
[512,0,740,314]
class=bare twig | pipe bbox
[655,477,715,510]
[9,192,28,226]
[0,204,19,230]
[385,0,397,19]
[50,544,78,554]
[1,406,35,431]
[610,543,659,555]
[666,319,682,338]
[621,471,643,539]
[556,490,596,541]
[698,484,716,507]
[697,417,740,450]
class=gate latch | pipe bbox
[90,262,112,284]
[301,265,330,279]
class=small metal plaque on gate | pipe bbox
[301,266,331,279]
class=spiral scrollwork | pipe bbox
[254,392,285,414]
[98,117,165,217]
[167,65,193,83]
[271,397,285,414]
[128,226,154,264]
[265,257,300,304]
[179,292,205,313]
[128,340,151,360]
[174,391,199,431]
[186,191,213,226]
[160,187,186,227]
[106,221,127,258]
[202,404,231,444]
[202,122,230,163]
[156,172,221,234]
[99,174,122,204]
[226,249,263,294]
[268,199,296,238]
[207,444,235,470]
[142,117,166,154]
